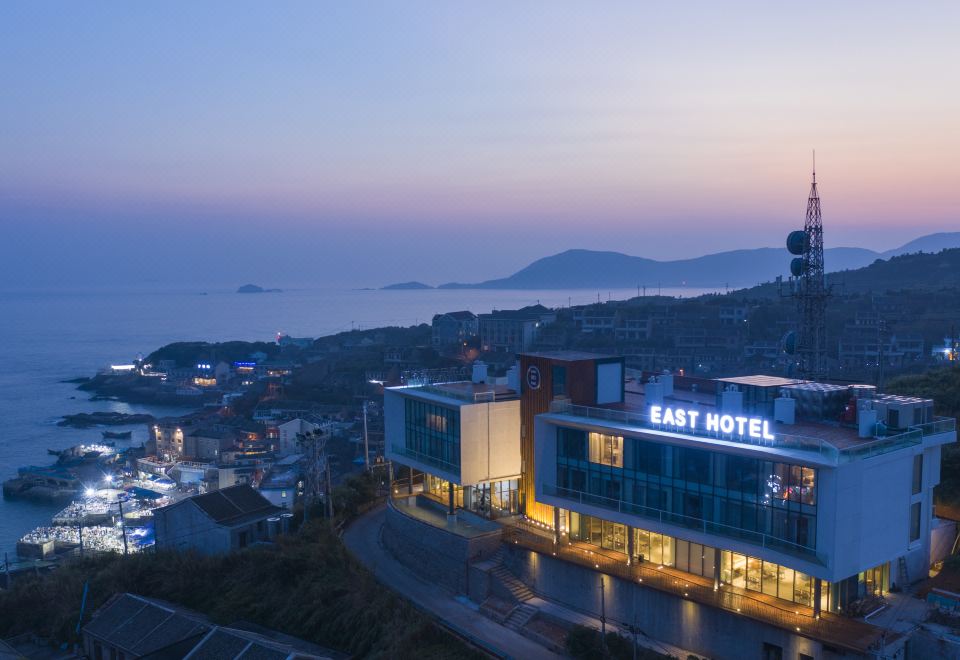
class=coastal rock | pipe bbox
[381,281,433,290]
[237,284,282,293]
[57,412,154,428]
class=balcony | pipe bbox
[503,523,890,655]
[542,484,823,562]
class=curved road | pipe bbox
[342,504,562,660]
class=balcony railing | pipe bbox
[542,484,824,563]
[912,416,957,437]
[502,524,884,655]
[401,382,509,404]
[390,445,460,477]
[548,400,841,462]
[548,401,954,465]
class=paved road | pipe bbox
[342,504,562,660]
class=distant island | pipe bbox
[237,284,283,294]
[381,231,960,290]
[381,281,433,290]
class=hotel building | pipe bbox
[383,352,956,657]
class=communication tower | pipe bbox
[785,154,830,379]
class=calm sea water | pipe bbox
[0,285,715,558]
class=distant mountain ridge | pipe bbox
[419,232,960,290]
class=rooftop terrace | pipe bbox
[546,399,954,466]
[395,380,519,403]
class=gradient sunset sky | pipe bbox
[1,2,958,290]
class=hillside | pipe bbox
[429,231,960,290]
[735,248,960,299]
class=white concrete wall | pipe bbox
[277,418,319,457]
[596,361,623,404]
[823,450,912,581]
[460,399,521,485]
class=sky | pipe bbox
[1,1,958,290]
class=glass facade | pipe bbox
[424,473,520,517]
[569,511,835,610]
[403,398,461,475]
[556,426,817,554]
[721,550,827,609]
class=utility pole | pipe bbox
[298,429,327,524]
[3,552,9,589]
[326,457,334,519]
[78,520,84,558]
[117,495,129,555]
[362,401,370,472]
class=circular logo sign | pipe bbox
[526,365,541,390]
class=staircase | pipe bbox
[504,603,538,631]
[490,564,534,602]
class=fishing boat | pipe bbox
[102,430,132,440]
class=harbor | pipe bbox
[5,441,184,566]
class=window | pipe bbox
[552,366,567,397]
[588,432,623,467]
[762,642,783,660]
[403,399,461,473]
[558,428,586,460]
[912,454,923,495]
[554,427,818,551]
[426,412,448,433]
[910,502,921,542]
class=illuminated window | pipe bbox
[426,412,448,433]
[588,432,623,467]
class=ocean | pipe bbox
[0,285,716,558]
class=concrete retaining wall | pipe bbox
[383,499,503,594]
[503,545,851,660]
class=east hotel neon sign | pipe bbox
[649,405,776,441]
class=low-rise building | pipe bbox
[385,378,521,517]
[275,417,322,457]
[432,310,479,348]
[479,305,555,354]
[154,484,279,554]
[82,593,344,659]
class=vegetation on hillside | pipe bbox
[565,624,675,660]
[887,366,960,510]
[146,340,280,367]
[0,474,479,660]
